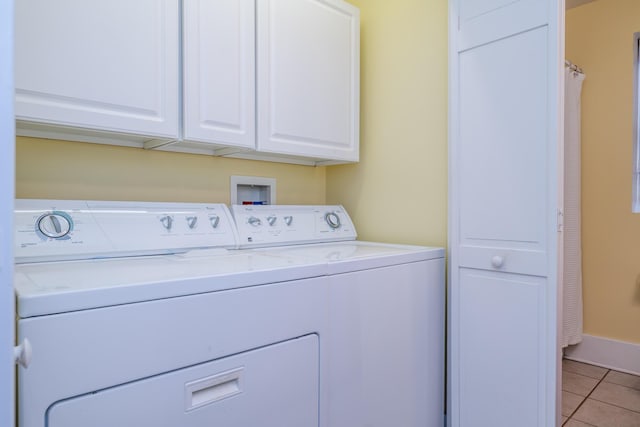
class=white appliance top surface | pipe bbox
[251,241,445,274]
[14,201,444,317]
[15,250,326,318]
[13,199,327,318]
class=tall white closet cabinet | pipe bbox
[448,0,563,426]
[15,0,360,165]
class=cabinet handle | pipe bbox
[491,255,504,269]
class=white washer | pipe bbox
[231,205,446,427]
[14,200,329,427]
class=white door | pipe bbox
[256,0,359,163]
[14,0,179,139]
[448,1,563,426]
[182,0,255,150]
[0,0,15,425]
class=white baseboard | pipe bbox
[564,334,640,376]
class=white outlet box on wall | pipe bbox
[230,176,276,205]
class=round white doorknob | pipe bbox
[491,255,504,268]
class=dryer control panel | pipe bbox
[232,205,357,248]
[15,200,239,263]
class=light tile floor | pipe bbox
[562,359,640,426]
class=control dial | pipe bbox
[186,216,198,229]
[248,216,262,227]
[159,215,174,231]
[324,212,341,229]
[267,215,277,226]
[209,214,220,229]
[284,215,293,226]
[37,213,72,239]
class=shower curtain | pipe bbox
[562,65,585,348]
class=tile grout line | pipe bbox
[587,393,640,416]
[565,368,611,426]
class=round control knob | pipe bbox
[491,255,505,269]
[159,215,174,231]
[248,216,262,227]
[267,215,277,226]
[209,214,220,229]
[284,215,293,226]
[325,212,341,229]
[186,216,198,229]
[37,213,72,239]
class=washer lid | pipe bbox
[252,241,445,274]
[14,250,326,318]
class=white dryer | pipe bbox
[231,205,446,427]
[14,200,329,427]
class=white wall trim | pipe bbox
[564,334,640,376]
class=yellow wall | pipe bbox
[327,0,448,247]
[16,137,326,204]
[566,0,640,343]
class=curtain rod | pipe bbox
[565,59,584,74]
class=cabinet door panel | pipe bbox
[15,0,179,139]
[448,0,562,426]
[458,27,548,276]
[183,0,255,148]
[257,0,359,162]
[459,268,544,427]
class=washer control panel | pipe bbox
[232,205,357,248]
[15,200,239,263]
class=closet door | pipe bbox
[448,1,563,426]
[0,0,15,424]
[182,0,255,149]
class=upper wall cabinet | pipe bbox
[15,0,180,145]
[175,0,360,165]
[255,0,360,164]
[15,0,359,166]
[180,0,256,151]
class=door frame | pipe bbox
[1,0,16,425]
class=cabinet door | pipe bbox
[182,0,255,149]
[15,0,179,139]
[448,0,562,426]
[257,0,359,162]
